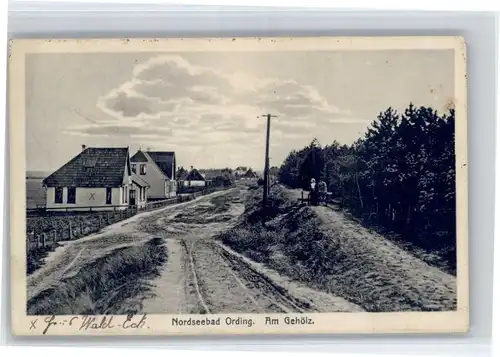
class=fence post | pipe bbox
[80,221,84,236]
[69,222,73,239]
[41,233,46,248]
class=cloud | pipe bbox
[63,123,173,138]
[106,92,153,118]
[96,54,360,123]
[63,54,369,167]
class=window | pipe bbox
[140,164,147,175]
[67,187,76,204]
[54,187,63,204]
[131,164,136,174]
[106,187,112,205]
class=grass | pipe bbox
[27,248,52,275]
[27,237,167,315]
[218,185,457,312]
[26,211,133,276]
[27,211,112,234]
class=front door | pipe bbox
[129,189,136,206]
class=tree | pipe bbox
[275,103,456,271]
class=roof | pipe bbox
[43,147,130,188]
[130,151,148,162]
[243,169,258,178]
[177,170,189,180]
[146,151,176,179]
[185,168,205,181]
[198,169,235,180]
[131,174,150,187]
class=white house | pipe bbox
[130,150,177,200]
[235,166,248,177]
[241,168,258,180]
[181,168,206,188]
[42,146,142,211]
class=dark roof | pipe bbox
[243,169,258,178]
[199,169,233,180]
[177,170,189,180]
[43,147,130,188]
[130,150,148,162]
[185,168,205,181]
[146,151,176,179]
[131,174,150,187]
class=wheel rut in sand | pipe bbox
[187,240,315,314]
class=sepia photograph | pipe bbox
[9,37,468,335]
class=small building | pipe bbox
[42,146,137,211]
[199,169,234,187]
[182,168,206,187]
[242,169,258,180]
[234,166,249,180]
[130,150,177,200]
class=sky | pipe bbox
[25,50,454,173]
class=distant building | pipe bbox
[242,169,258,180]
[234,166,248,178]
[177,166,208,193]
[182,167,206,188]
[42,146,143,211]
[130,150,177,200]
[198,169,234,187]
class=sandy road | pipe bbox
[28,185,361,314]
[137,186,361,314]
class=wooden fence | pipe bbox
[26,185,226,253]
[27,206,138,252]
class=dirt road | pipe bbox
[28,186,362,315]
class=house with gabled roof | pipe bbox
[242,168,259,180]
[130,150,177,200]
[235,166,248,177]
[182,167,206,188]
[42,146,148,211]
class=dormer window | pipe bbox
[131,164,137,174]
[140,164,147,175]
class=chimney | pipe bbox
[190,166,194,170]
[82,144,86,151]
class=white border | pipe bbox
[2,2,498,357]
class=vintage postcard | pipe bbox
[9,37,468,336]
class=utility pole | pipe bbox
[260,113,278,208]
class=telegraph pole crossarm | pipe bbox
[259,113,278,209]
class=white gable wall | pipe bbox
[131,159,168,199]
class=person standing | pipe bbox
[309,178,318,206]
[318,180,327,205]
